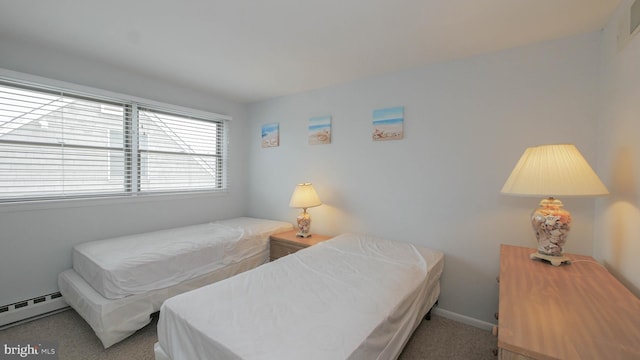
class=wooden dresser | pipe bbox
[497,244,640,359]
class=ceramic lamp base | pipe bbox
[296,209,312,238]
[530,252,572,266]
[531,197,572,256]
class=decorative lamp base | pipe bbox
[530,252,572,266]
[531,197,572,257]
[296,209,312,238]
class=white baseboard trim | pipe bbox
[0,297,69,329]
[432,308,496,331]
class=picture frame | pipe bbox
[308,115,331,145]
[372,106,404,141]
[261,123,279,148]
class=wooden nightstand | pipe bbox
[269,230,332,261]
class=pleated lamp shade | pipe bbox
[501,144,609,197]
[289,183,322,209]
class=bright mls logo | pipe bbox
[1,342,58,359]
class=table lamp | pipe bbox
[501,144,609,266]
[289,183,322,238]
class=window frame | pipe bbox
[0,70,231,205]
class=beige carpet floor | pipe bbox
[1,309,497,359]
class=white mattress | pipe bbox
[73,217,292,299]
[156,233,444,360]
[59,250,269,348]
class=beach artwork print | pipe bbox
[308,115,331,145]
[372,106,404,141]
[261,123,279,148]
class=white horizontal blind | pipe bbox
[138,107,226,193]
[0,78,228,203]
[0,82,130,201]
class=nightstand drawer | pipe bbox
[270,240,305,260]
[269,230,332,261]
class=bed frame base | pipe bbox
[425,299,439,320]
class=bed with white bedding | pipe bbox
[154,232,444,360]
[58,217,293,348]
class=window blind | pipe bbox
[0,82,130,200]
[137,106,226,193]
[0,79,228,202]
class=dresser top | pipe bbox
[498,244,640,359]
[270,230,332,247]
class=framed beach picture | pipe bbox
[308,115,331,145]
[261,123,279,148]
[372,106,404,141]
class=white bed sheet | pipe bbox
[73,217,292,299]
[58,250,269,348]
[156,233,444,360]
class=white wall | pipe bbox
[0,39,250,306]
[594,0,640,296]
[246,32,604,324]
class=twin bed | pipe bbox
[58,217,444,358]
[58,217,293,348]
[154,232,444,360]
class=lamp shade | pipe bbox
[289,183,322,209]
[501,144,609,197]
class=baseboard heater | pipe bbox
[0,292,68,329]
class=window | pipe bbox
[138,107,225,193]
[0,79,228,202]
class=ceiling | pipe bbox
[0,0,620,103]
